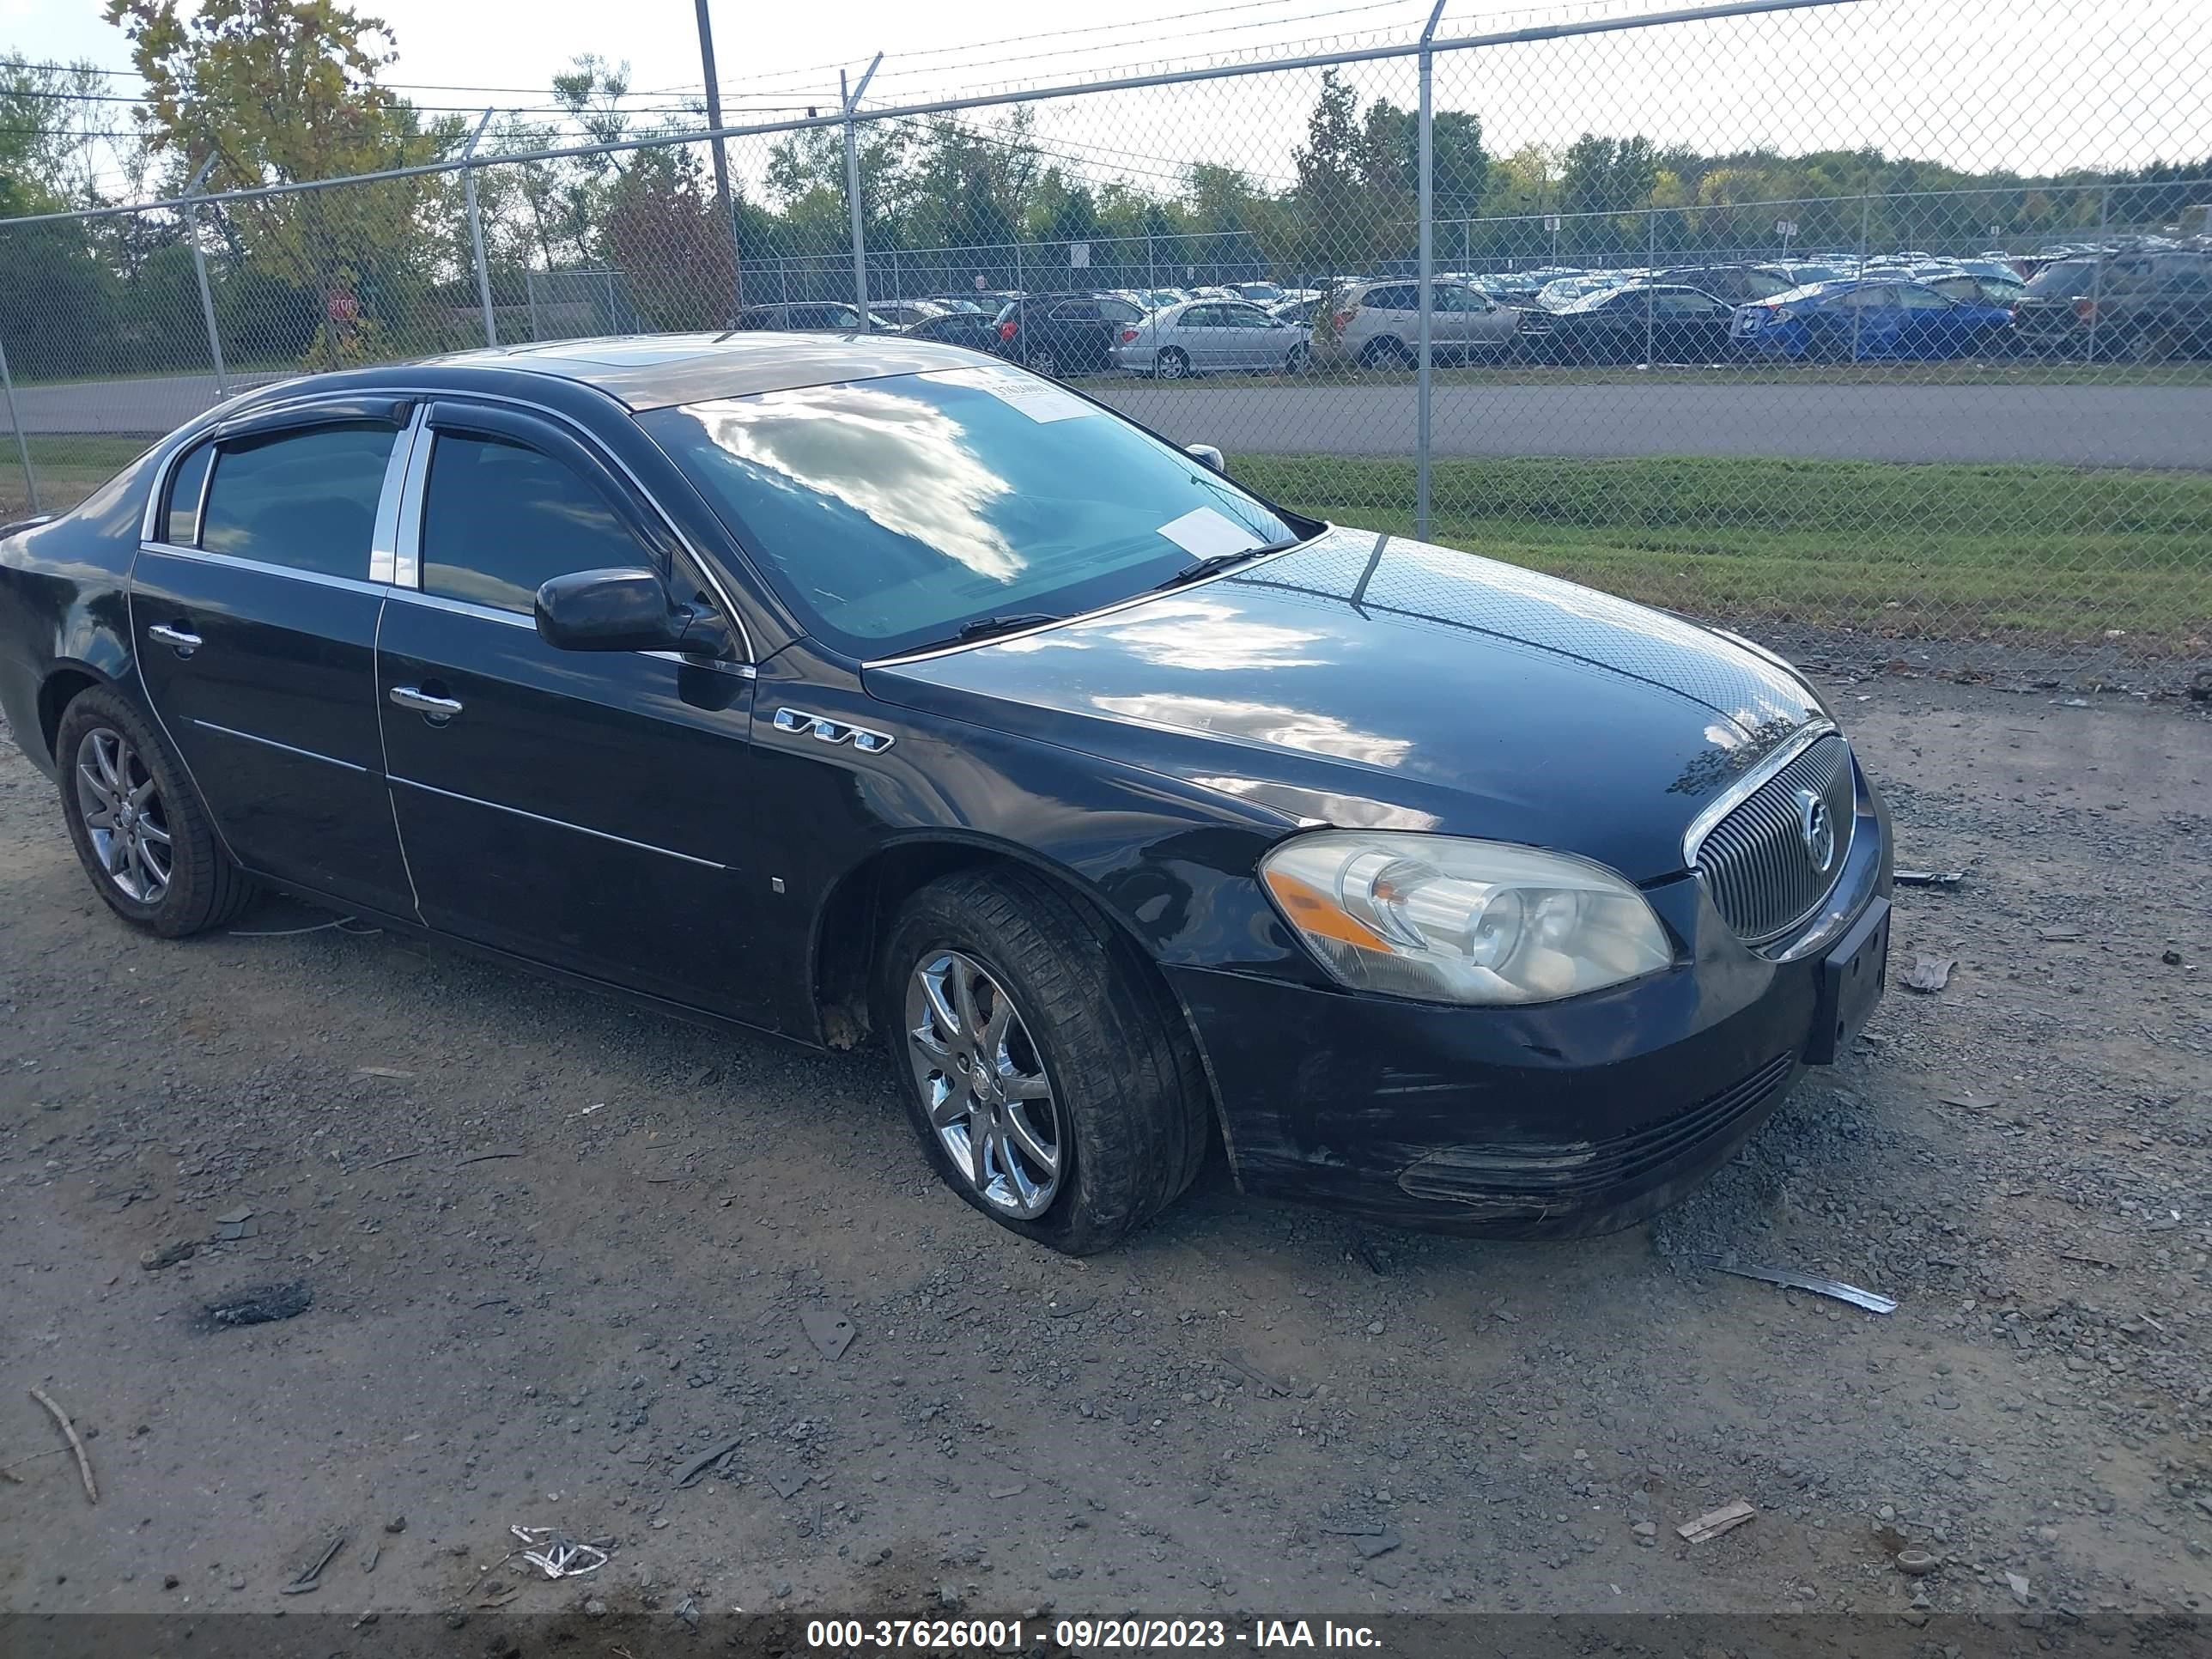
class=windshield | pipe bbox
[641,368,1297,659]
[2024,259,2098,298]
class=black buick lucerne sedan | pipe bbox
[0,334,1892,1253]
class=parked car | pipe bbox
[1112,297,1310,378]
[0,333,1892,1251]
[2011,247,2212,361]
[992,295,1121,376]
[1653,264,1796,305]
[1923,270,2026,309]
[872,300,950,327]
[1232,281,1286,304]
[901,309,1007,354]
[1731,278,2014,361]
[732,301,891,332]
[1761,262,1844,288]
[1310,279,1521,369]
[1537,284,1736,365]
[1269,294,1326,329]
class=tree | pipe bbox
[604,143,733,330]
[106,0,461,366]
[1292,68,1366,270]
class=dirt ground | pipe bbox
[1,675,2207,1638]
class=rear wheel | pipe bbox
[1024,348,1059,378]
[1155,348,1191,380]
[880,868,1210,1255]
[1360,336,1414,370]
[54,684,255,938]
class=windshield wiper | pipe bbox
[1150,533,1307,592]
[903,611,1066,653]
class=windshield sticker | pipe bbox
[925,366,1096,423]
[1157,507,1266,560]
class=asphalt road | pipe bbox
[1095,380,2212,467]
[13,368,2212,468]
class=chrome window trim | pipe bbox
[390,775,726,870]
[133,539,392,600]
[383,586,536,629]
[392,391,755,665]
[137,382,754,665]
[369,407,426,585]
[381,586,758,677]
[391,410,436,590]
[1680,718,1839,868]
[191,718,368,775]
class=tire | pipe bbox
[1283,342,1310,375]
[879,867,1210,1255]
[1025,349,1058,378]
[1359,336,1413,370]
[1155,348,1191,380]
[54,684,256,938]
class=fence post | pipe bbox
[463,108,498,347]
[841,55,883,322]
[0,331,38,515]
[1413,0,1444,543]
[2084,183,2111,366]
[184,155,229,398]
[1850,189,1870,362]
[526,272,541,342]
[1146,233,1155,298]
[1644,201,1658,367]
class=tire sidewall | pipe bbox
[55,686,224,938]
[1157,349,1189,380]
[879,893,1103,1250]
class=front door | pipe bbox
[374,400,776,1025]
[130,401,417,915]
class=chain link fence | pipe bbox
[2,0,2207,684]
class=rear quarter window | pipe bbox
[161,441,215,545]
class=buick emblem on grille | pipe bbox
[1795,786,1836,872]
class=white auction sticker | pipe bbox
[1156,507,1266,560]
[927,366,1096,423]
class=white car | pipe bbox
[1111,298,1311,379]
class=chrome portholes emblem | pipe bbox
[771,708,895,754]
[1795,786,1836,873]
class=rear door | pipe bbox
[373,399,776,1024]
[1214,302,1282,368]
[130,400,416,915]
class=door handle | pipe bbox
[388,685,464,719]
[148,623,202,658]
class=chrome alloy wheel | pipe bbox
[75,727,172,904]
[905,949,1063,1218]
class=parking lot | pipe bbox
[3,678,2206,1632]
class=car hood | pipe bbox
[864,526,1825,883]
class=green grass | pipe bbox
[0,435,151,519]
[1232,453,2212,649]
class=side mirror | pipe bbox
[1185,443,1226,473]
[535,568,721,656]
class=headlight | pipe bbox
[1260,832,1673,1006]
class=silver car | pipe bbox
[1111,298,1310,379]
[1309,279,1521,369]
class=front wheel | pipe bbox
[54,684,256,937]
[881,868,1210,1254]
[1283,342,1311,374]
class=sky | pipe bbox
[5,0,2209,208]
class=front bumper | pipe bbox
[1169,760,1892,1237]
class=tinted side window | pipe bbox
[200,422,397,577]
[1364,285,1416,310]
[420,434,653,613]
[734,309,775,330]
[161,440,215,545]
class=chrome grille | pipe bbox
[1692,732,1856,945]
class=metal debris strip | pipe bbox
[1893,871,1966,888]
[1687,1254,1899,1313]
[510,1523,610,1579]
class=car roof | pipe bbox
[422,332,997,410]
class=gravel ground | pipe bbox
[0,678,2207,1638]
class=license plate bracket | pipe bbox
[1807,896,1889,1066]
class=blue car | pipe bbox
[1730,277,2014,361]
